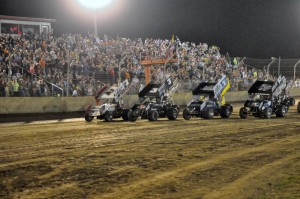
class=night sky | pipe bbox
[0,0,300,58]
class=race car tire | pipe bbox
[84,112,94,122]
[122,109,129,121]
[203,107,214,119]
[239,107,248,119]
[183,108,191,120]
[275,105,287,117]
[128,109,138,122]
[220,105,231,118]
[289,97,295,106]
[149,110,159,121]
[104,111,113,122]
[167,107,178,120]
[262,107,272,119]
[297,102,300,113]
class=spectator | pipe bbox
[0,32,285,97]
[12,79,19,97]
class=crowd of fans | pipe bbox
[0,31,288,97]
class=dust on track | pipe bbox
[0,106,299,199]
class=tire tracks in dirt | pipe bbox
[98,134,300,198]
[0,111,300,198]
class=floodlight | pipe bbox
[77,0,112,9]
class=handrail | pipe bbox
[14,64,64,96]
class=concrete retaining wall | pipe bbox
[0,97,95,114]
[1,88,300,114]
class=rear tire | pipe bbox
[297,102,300,113]
[275,105,287,117]
[167,107,178,120]
[239,107,248,119]
[148,110,159,121]
[203,107,214,119]
[104,111,113,122]
[183,108,191,120]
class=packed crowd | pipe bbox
[0,32,281,97]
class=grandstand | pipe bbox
[1,32,300,97]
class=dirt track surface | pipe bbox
[0,105,300,199]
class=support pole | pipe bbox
[93,10,98,36]
[278,56,281,77]
[293,60,300,82]
[267,58,277,80]
[145,65,151,84]
[235,57,246,91]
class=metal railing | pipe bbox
[14,64,64,97]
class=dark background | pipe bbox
[1,0,300,58]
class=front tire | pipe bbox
[104,111,113,122]
[183,108,191,120]
[289,97,295,106]
[239,107,248,119]
[275,105,287,117]
[84,112,94,122]
[122,109,129,121]
[220,105,232,118]
[203,107,214,119]
[262,107,272,119]
[148,110,159,121]
[297,102,300,113]
[128,109,138,122]
[167,107,179,120]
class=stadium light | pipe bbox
[267,58,277,80]
[77,0,113,36]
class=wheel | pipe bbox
[104,111,113,122]
[167,107,178,120]
[203,107,214,119]
[297,102,300,113]
[262,107,272,119]
[183,108,191,120]
[128,109,138,122]
[289,97,295,106]
[220,105,232,118]
[148,110,159,121]
[275,105,287,117]
[122,109,129,121]
[84,112,94,122]
[239,107,248,119]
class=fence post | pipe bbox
[67,50,70,96]
[235,57,246,91]
[293,60,300,82]
[267,58,277,80]
[278,56,281,77]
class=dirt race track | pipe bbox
[0,104,300,199]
